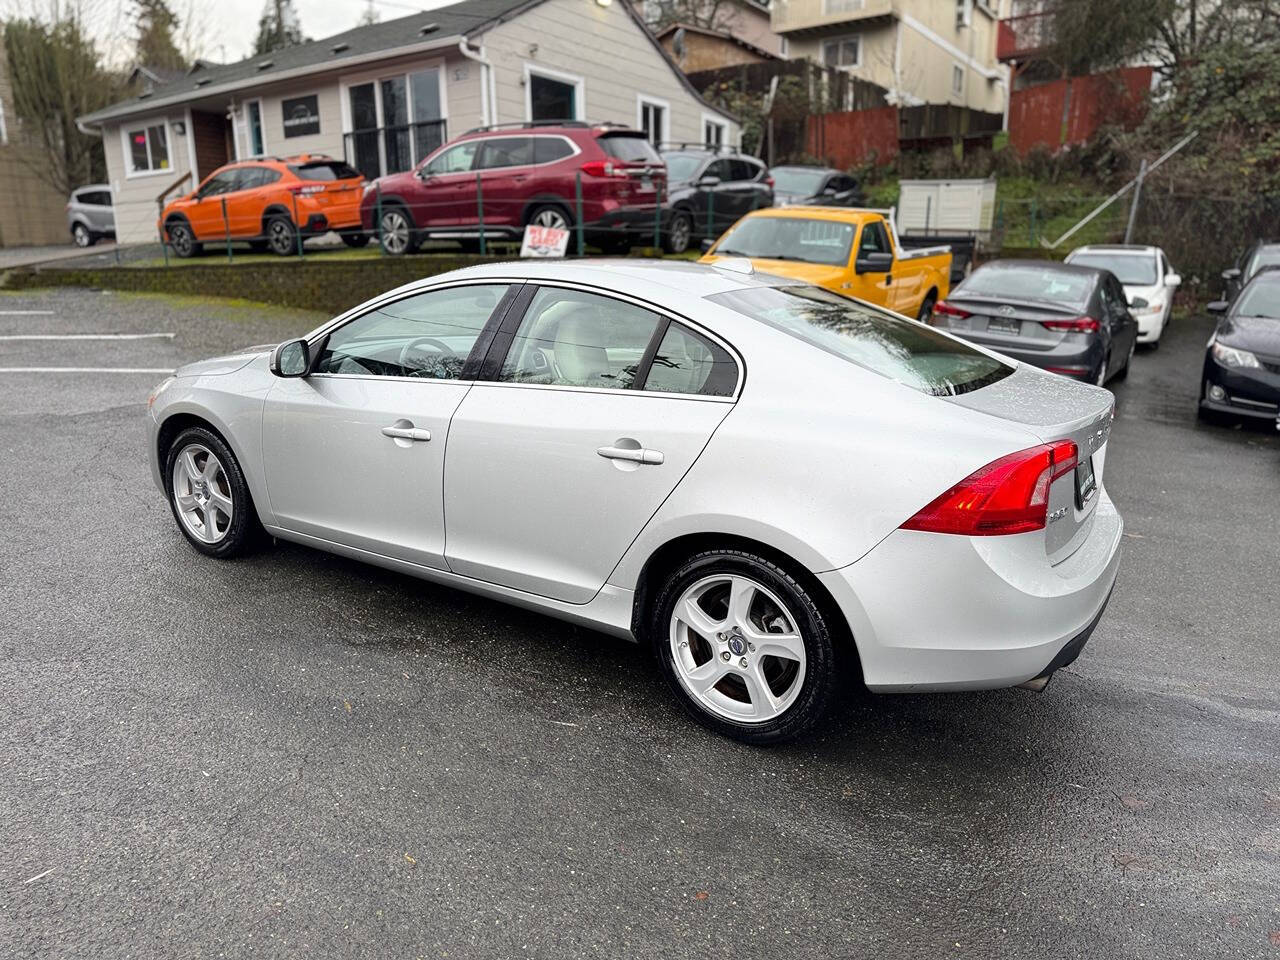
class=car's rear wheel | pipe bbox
[165,426,261,558]
[527,204,571,232]
[650,549,837,745]
[266,216,298,256]
[1093,352,1110,386]
[341,231,370,248]
[167,220,200,258]
[664,210,692,254]
[72,223,94,248]
[917,292,937,323]
[378,206,418,255]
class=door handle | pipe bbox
[381,424,432,442]
[597,444,664,465]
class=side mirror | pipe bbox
[1222,268,1241,281]
[697,175,721,188]
[1165,272,1181,287]
[700,238,715,253]
[1129,296,1149,310]
[855,251,894,274]
[270,338,310,377]
[1207,300,1228,315]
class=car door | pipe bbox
[1109,275,1139,359]
[443,284,740,603]
[849,219,896,308]
[701,158,741,237]
[224,167,267,238]
[468,135,535,231]
[84,190,113,232]
[411,140,482,229]
[260,282,516,569]
[186,170,237,240]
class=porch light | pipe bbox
[596,0,612,7]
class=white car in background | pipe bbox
[146,260,1123,744]
[1066,244,1181,347]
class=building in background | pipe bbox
[657,22,782,73]
[78,0,739,244]
[0,32,74,247]
[640,0,786,58]
[770,0,1011,115]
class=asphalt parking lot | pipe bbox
[1,286,1277,959]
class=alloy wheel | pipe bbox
[669,574,807,723]
[531,208,569,231]
[669,214,691,253]
[170,225,193,257]
[268,219,295,255]
[171,443,234,544]
[73,224,90,247]
[381,210,410,254]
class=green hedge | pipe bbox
[1,255,501,315]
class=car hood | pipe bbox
[1217,315,1280,355]
[700,254,846,287]
[175,345,273,378]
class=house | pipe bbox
[0,32,73,247]
[640,0,787,59]
[657,23,782,73]
[770,0,1011,114]
[77,0,740,244]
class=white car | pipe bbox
[1065,244,1181,346]
[146,260,1123,743]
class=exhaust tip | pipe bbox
[1016,674,1051,692]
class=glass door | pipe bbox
[348,82,381,179]
[410,69,444,164]
[380,76,411,174]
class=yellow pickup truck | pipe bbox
[700,207,952,321]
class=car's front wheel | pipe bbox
[378,206,419,255]
[165,426,261,558]
[664,210,692,254]
[72,223,94,248]
[167,220,200,258]
[650,549,838,744]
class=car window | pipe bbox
[499,287,663,390]
[314,284,509,379]
[643,323,737,397]
[1097,279,1119,317]
[599,134,661,164]
[235,167,269,190]
[858,221,889,256]
[197,171,238,197]
[729,159,759,182]
[477,136,535,169]
[1244,247,1280,280]
[708,285,1012,397]
[289,160,361,181]
[424,142,480,175]
[77,190,111,206]
[533,137,574,164]
[704,159,733,182]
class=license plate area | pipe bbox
[986,315,1020,336]
[1075,454,1097,508]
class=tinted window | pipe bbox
[235,167,270,190]
[77,191,112,206]
[315,284,508,379]
[500,287,662,390]
[858,221,889,256]
[643,324,736,397]
[729,159,759,182]
[477,136,535,169]
[289,161,361,181]
[1069,252,1157,285]
[534,137,574,164]
[599,134,661,164]
[704,159,733,181]
[957,264,1094,308]
[424,141,479,174]
[714,216,855,267]
[197,171,239,197]
[708,285,1012,397]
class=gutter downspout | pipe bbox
[458,38,492,128]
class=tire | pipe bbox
[164,426,263,559]
[917,291,937,323]
[648,549,839,745]
[266,215,298,256]
[167,220,200,258]
[248,240,269,253]
[526,203,571,232]
[597,235,632,255]
[377,205,419,255]
[1093,353,1110,387]
[663,210,693,254]
[341,231,371,248]
[72,223,95,248]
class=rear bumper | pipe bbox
[948,331,1104,381]
[818,487,1123,692]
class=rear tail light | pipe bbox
[901,440,1078,536]
[1041,316,1099,332]
[287,184,326,195]
[765,176,775,188]
[932,301,971,319]
[580,160,626,178]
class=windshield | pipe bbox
[1245,248,1280,280]
[771,168,826,195]
[957,264,1094,308]
[714,217,855,267]
[662,152,705,181]
[1234,276,1280,318]
[708,285,1012,396]
[1069,252,1157,285]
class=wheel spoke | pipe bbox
[727,576,756,631]
[209,489,234,521]
[685,659,729,696]
[180,449,200,484]
[677,595,723,639]
[202,456,221,482]
[175,492,197,512]
[751,631,805,663]
[742,663,777,716]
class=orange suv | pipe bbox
[160,155,366,257]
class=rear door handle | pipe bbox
[597,444,664,465]
[381,424,432,442]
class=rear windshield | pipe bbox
[714,216,854,267]
[770,168,826,195]
[708,285,1012,396]
[599,134,661,164]
[958,264,1094,308]
[1069,252,1157,285]
[289,161,362,181]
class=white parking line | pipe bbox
[0,333,175,341]
[0,310,55,315]
[0,367,173,373]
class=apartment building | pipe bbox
[771,0,1011,114]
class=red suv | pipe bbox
[358,122,667,254]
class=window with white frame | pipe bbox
[822,0,863,14]
[124,122,170,174]
[239,99,266,158]
[703,116,727,148]
[952,65,965,94]
[526,65,583,123]
[638,96,667,148]
[346,66,446,180]
[956,0,973,27]
[822,35,862,69]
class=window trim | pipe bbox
[701,113,729,149]
[523,62,586,123]
[636,94,670,148]
[120,119,174,179]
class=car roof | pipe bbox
[454,123,641,141]
[1070,245,1158,256]
[978,259,1105,281]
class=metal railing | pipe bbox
[342,120,448,180]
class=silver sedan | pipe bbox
[147,260,1123,743]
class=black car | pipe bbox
[1221,240,1280,303]
[659,146,773,254]
[769,165,864,207]
[1199,268,1280,423]
[930,260,1141,386]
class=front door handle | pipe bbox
[381,424,432,442]
[597,444,664,465]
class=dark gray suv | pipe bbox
[660,146,773,254]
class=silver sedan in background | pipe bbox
[146,260,1123,743]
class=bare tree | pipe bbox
[644,0,744,35]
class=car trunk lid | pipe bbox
[935,295,1092,352]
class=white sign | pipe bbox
[520,225,570,258]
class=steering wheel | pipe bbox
[398,336,457,377]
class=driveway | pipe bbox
[0,288,1277,959]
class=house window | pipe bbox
[125,123,170,174]
[952,65,965,94]
[780,36,789,57]
[822,35,862,68]
[527,66,583,123]
[638,96,668,148]
[345,67,445,179]
[703,116,727,148]
[956,0,973,27]
[822,0,863,14]
[243,99,266,157]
